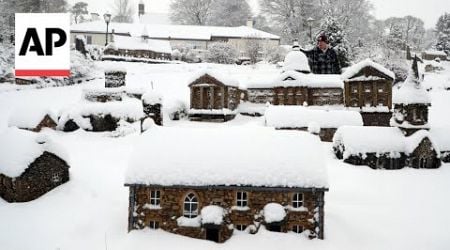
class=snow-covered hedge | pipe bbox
[206,42,238,64]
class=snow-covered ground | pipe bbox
[0,61,450,250]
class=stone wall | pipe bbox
[104,48,171,61]
[105,70,126,88]
[361,112,392,126]
[0,152,70,202]
[127,185,326,242]
[246,87,343,106]
[143,102,163,126]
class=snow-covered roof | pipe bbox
[58,97,144,130]
[423,50,447,56]
[201,205,225,225]
[71,21,280,40]
[188,69,240,88]
[8,109,57,129]
[342,59,395,80]
[333,126,438,158]
[265,106,363,129]
[126,127,328,188]
[107,35,172,54]
[0,127,68,178]
[246,71,343,89]
[283,49,310,73]
[393,78,431,105]
[142,90,163,105]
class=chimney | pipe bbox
[138,0,145,17]
[246,18,253,28]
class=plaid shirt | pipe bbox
[303,47,341,74]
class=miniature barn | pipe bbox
[188,70,241,122]
[421,50,447,61]
[8,110,58,132]
[0,128,70,202]
[125,127,328,242]
[341,59,395,126]
[264,105,363,141]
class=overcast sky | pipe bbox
[69,0,449,29]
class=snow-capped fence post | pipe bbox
[105,68,126,88]
[142,91,163,126]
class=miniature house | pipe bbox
[188,70,241,122]
[0,128,70,202]
[125,127,328,242]
[105,67,127,88]
[246,45,343,107]
[264,105,363,142]
[391,56,431,136]
[333,126,441,169]
[341,59,395,126]
[8,110,58,132]
[142,90,163,126]
[58,70,146,132]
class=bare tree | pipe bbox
[169,0,213,25]
[111,0,134,23]
[71,2,88,24]
[208,0,252,26]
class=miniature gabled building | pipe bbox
[188,70,241,122]
[342,59,395,126]
[391,56,431,136]
[8,110,58,132]
[0,128,70,202]
[125,127,329,242]
[333,126,441,169]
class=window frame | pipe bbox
[183,193,199,218]
[292,193,304,208]
[149,220,159,229]
[149,190,161,206]
[235,224,247,231]
[236,191,248,208]
[292,225,304,234]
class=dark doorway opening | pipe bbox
[266,224,282,232]
[206,228,220,243]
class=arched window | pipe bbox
[183,193,199,218]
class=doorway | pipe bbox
[205,228,220,243]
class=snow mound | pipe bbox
[126,127,328,188]
[142,90,163,105]
[8,109,58,129]
[283,50,311,73]
[265,105,363,129]
[0,127,68,177]
[201,205,225,225]
[342,59,395,80]
[263,203,286,223]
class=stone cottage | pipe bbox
[245,46,343,108]
[125,127,328,242]
[341,59,395,126]
[0,128,70,202]
[264,105,363,142]
[188,70,242,122]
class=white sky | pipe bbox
[69,0,448,29]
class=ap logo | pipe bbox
[15,13,70,77]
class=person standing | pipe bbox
[302,33,341,74]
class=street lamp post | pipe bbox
[103,13,112,46]
[307,17,314,43]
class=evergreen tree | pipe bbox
[320,16,351,67]
[435,13,450,54]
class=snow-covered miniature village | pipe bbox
[1,0,450,250]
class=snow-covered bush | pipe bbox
[70,50,97,79]
[383,59,409,84]
[265,45,288,63]
[171,49,182,61]
[206,42,238,64]
[166,100,188,121]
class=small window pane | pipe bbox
[292,225,303,234]
[292,193,303,208]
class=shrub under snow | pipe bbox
[206,42,238,64]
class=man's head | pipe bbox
[317,33,329,51]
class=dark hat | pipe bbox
[317,33,329,43]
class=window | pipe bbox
[292,193,303,208]
[183,193,199,218]
[86,35,92,45]
[235,224,247,231]
[149,221,159,229]
[419,158,428,169]
[51,173,61,183]
[292,225,304,234]
[149,190,160,206]
[351,85,358,93]
[236,191,248,207]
